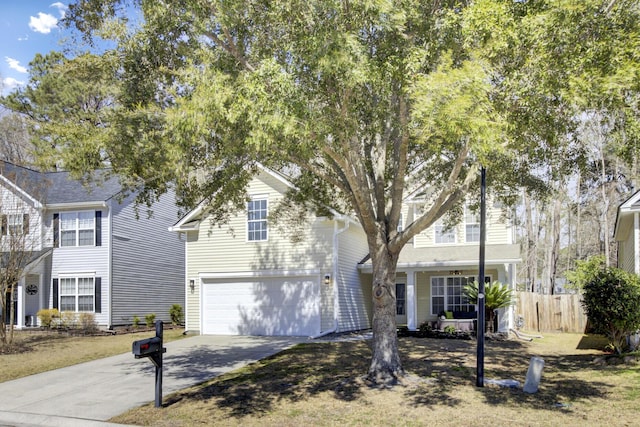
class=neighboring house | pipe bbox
[171,166,520,337]
[613,190,640,350]
[0,161,184,329]
[614,189,640,275]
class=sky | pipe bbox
[0,1,69,95]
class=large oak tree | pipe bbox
[3,0,639,383]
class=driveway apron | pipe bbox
[0,335,307,426]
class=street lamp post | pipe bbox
[476,166,486,387]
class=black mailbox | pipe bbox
[132,320,166,408]
[132,336,163,358]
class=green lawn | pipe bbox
[109,332,640,427]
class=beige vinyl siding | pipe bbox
[414,203,512,248]
[184,172,336,331]
[416,272,431,326]
[620,227,635,273]
[336,223,369,332]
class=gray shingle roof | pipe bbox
[0,161,122,205]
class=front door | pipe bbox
[4,290,17,325]
[395,283,407,326]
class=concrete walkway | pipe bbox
[0,335,308,426]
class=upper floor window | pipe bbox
[1,214,29,236]
[247,197,268,241]
[60,211,95,247]
[465,208,480,243]
[434,219,455,244]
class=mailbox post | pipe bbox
[132,320,166,407]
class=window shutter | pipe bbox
[53,213,59,247]
[52,279,59,310]
[23,214,29,235]
[95,211,102,246]
[94,277,102,313]
[1,215,6,236]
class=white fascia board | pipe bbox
[0,175,43,209]
[357,258,522,273]
[171,204,204,231]
[45,201,108,210]
[168,220,201,232]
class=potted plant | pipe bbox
[464,280,514,332]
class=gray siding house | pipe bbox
[0,161,184,329]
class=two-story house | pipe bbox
[0,161,184,329]
[171,166,520,337]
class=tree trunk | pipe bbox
[548,195,562,295]
[367,246,403,384]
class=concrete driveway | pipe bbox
[0,335,308,426]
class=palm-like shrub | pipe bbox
[464,281,514,332]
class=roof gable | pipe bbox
[614,189,640,241]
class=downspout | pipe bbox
[311,217,350,339]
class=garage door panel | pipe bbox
[202,277,320,336]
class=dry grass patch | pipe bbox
[111,332,640,427]
[0,328,186,383]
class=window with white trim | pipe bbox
[8,214,23,235]
[431,275,490,315]
[60,211,95,247]
[465,208,480,243]
[59,277,95,312]
[1,214,29,236]
[247,197,268,241]
[434,219,455,244]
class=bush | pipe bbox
[169,304,183,325]
[419,321,433,334]
[78,313,98,333]
[145,313,156,328]
[444,325,457,334]
[582,267,640,354]
[37,308,60,328]
[60,311,77,329]
[132,315,140,328]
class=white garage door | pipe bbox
[202,276,320,336]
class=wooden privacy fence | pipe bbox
[514,292,588,333]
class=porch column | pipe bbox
[407,271,417,331]
[17,282,24,329]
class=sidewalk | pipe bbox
[0,335,307,426]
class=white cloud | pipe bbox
[17,34,29,42]
[29,12,58,34]
[5,57,28,74]
[2,77,26,93]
